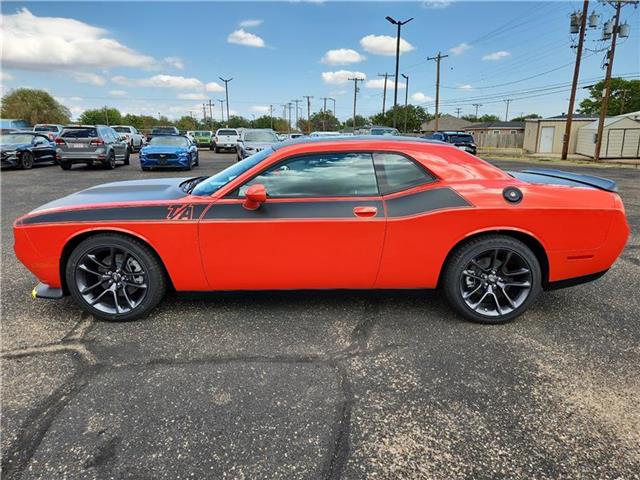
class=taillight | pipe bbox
[55,138,65,145]
[90,138,105,146]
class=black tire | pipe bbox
[65,233,167,322]
[185,156,193,171]
[105,151,116,169]
[123,148,130,165]
[60,160,72,170]
[141,166,151,171]
[213,146,219,153]
[443,235,541,324]
[19,152,34,170]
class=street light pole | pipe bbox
[401,73,409,133]
[348,77,363,131]
[386,16,413,129]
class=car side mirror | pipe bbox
[243,184,267,211]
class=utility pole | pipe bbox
[401,73,409,133]
[287,102,293,134]
[472,103,482,120]
[202,103,207,124]
[321,97,329,131]
[348,77,363,131]
[303,96,313,134]
[504,99,512,121]
[562,0,590,160]
[217,99,225,123]
[218,77,232,125]
[269,104,274,129]
[619,88,630,114]
[386,16,414,128]
[378,73,394,116]
[291,99,301,131]
[455,107,462,118]
[104,106,110,126]
[427,52,448,132]
[208,99,214,128]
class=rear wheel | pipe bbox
[105,151,116,169]
[65,234,167,321]
[60,160,72,170]
[443,235,541,324]
[123,148,130,165]
[20,152,34,169]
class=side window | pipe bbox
[239,152,379,197]
[373,153,435,195]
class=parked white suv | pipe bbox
[112,125,145,151]
[214,128,239,153]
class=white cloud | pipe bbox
[450,42,470,56]
[205,81,225,93]
[178,93,207,100]
[321,48,366,65]
[72,72,106,86]
[239,19,263,28]
[1,8,157,71]
[412,92,434,103]
[423,0,452,8]
[329,90,347,96]
[458,84,473,90]
[360,34,415,56]
[112,74,204,89]
[250,105,271,114]
[482,50,510,61]
[163,56,185,70]
[108,90,127,97]
[321,70,366,85]
[1,71,15,82]
[365,78,405,90]
[227,29,265,48]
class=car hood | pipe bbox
[31,177,189,213]
[141,146,188,154]
[1,143,29,151]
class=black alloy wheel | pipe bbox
[444,235,541,324]
[20,152,34,169]
[66,234,166,321]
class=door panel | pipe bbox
[539,126,555,153]
[198,198,386,290]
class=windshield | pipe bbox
[244,130,278,142]
[34,125,58,132]
[217,129,237,136]
[370,128,399,136]
[448,134,474,143]
[192,148,273,196]
[152,127,177,134]
[61,128,97,138]
[149,136,189,147]
[112,127,131,133]
[193,131,210,137]
[1,134,34,144]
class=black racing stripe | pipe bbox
[22,204,207,225]
[204,200,384,219]
[386,187,471,217]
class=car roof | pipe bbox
[273,135,446,151]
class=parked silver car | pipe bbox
[236,129,279,161]
[33,124,65,141]
[55,125,129,170]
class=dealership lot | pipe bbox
[1,151,639,479]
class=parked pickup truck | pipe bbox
[213,128,239,153]
[112,125,145,151]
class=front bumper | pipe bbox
[140,156,190,169]
[1,155,19,167]
[32,282,65,299]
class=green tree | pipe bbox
[226,115,251,128]
[462,114,501,123]
[297,110,341,132]
[510,113,542,122]
[176,115,200,132]
[579,78,640,116]
[343,115,368,129]
[78,107,122,126]
[1,88,70,124]
[369,105,430,132]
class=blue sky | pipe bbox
[1,1,638,122]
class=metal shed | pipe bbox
[575,115,640,159]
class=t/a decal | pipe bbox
[166,204,195,220]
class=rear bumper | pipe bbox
[59,152,106,164]
[546,269,608,290]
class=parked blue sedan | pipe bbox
[139,135,199,171]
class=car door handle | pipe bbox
[353,206,378,218]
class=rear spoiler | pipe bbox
[520,168,618,193]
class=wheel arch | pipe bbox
[437,228,550,289]
[59,228,174,295]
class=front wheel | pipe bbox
[123,148,130,165]
[443,235,541,324]
[20,152,34,169]
[65,234,167,321]
[60,160,72,170]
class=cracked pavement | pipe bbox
[2,152,639,479]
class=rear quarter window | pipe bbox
[61,128,97,138]
[373,153,435,195]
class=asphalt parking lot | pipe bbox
[1,150,639,479]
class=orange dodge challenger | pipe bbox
[14,137,630,324]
